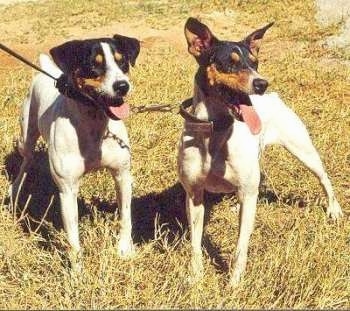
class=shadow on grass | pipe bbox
[3,146,91,249]
[3,147,233,273]
[4,147,306,274]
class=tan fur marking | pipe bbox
[231,52,240,63]
[114,52,123,61]
[95,54,103,64]
[207,64,249,92]
[74,70,105,90]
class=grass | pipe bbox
[0,0,349,309]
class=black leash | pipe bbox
[0,42,105,107]
[0,42,175,113]
[0,42,58,81]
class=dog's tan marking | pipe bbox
[231,52,240,63]
[95,54,103,64]
[207,64,249,92]
[74,70,105,90]
[114,52,123,61]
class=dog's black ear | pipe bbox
[184,17,219,61]
[243,22,274,56]
[50,40,84,74]
[113,34,140,67]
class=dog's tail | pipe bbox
[38,53,62,79]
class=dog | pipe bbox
[10,34,140,268]
[177,18,343,286]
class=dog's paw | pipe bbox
[188,252,204,284]
[327,199,343,220]
[68,249,83,275]
[229,269,243,288]
[117,238,135,259]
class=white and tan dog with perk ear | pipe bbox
[177,18,342,286]
[10,34,140,268]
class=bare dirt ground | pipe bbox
[0,0,33,4]
[0,10,242,67]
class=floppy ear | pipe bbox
[184,17,218,59]
[113,34,140,67]
[243,22,274,56]
[49,40,84,74]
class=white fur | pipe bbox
[10,54,134,265]
[99,42,131,97]
[177,84,343,286]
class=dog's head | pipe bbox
[50,34,140,120]
[185,17,273,97]
[184,18,273,134]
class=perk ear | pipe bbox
[49,40,84,74]
[113,34,140,67]
[243,22,274,56]
[184,17,218,58]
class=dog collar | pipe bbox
[179,98,234,134]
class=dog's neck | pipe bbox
[65,96,109,128]
[192,78,232,123]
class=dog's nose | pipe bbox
[253,78,268,95]
[113,80,130,96]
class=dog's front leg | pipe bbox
[230,189,259,287]
[59,185,81,271]
[111,168,134,258]
[186,189,205,282]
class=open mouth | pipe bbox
[102,96,130,120]
[215,86,261,135]
[85,91,130,120]
[225,98,261,135]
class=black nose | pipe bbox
[253,78,268,95]
[113,80,130,96]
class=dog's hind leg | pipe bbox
[10,91,40,204]
[186,188,205,282]
[271,109,343,219]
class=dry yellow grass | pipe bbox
[0,0,349,309]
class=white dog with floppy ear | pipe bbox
[10,35,140,269]
[177,18,342,286]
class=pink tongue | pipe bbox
[108,102,130,120]
[239,104,261,135]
